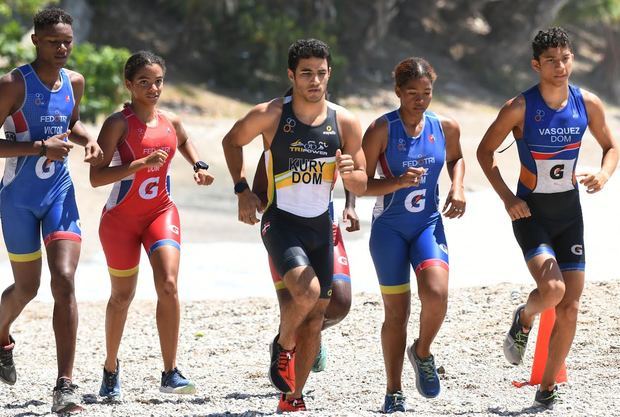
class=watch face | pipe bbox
[234,181,249,194]
[194,161,209,171]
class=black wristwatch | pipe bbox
[234,180,249,194]
[193,160,209,172]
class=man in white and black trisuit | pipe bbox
[222,39,366,413]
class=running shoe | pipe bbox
[534,385,559,410]
[311,342,327,373]
[277,394,306,413]
[504,304,530,365]
[381,390,406,413]
[52,377,82,413]
[160,368,196,394]
[99,359,122,401]
[407,340,440,398]
[0,335,16,385]
[269,334,296,394]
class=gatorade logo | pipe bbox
[571,244,583,256]
[170,225,180,235]
[138,177,159,200]
[337,256,348,266]
[404,189,426,213]
[550,164,564,180]
[35,157,55,179]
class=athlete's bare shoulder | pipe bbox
[364,114,388,136]
[64,68,85,88]
[579,88,604,108]
[0,70,26,117]
[0,70,25,101]
[158,108,181,124]
[241,97,283,129]
[436,113,460,136]
[505,94,526,111]
[256,96,284,116]
[496,94,525,126]
[64,69,85,103]
[102,110,127,128]
[329,101,356,125]
[578,88,609,126]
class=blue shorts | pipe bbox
[370,216,449,294]
[1,183,81,261]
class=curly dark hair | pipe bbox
[393,57,437,87]
[124,51,167,81]
[33,8,73,32]
[287,39,331,71]
[532,27,572,59]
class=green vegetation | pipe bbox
[66,44,130,122]
[0,0,130,121]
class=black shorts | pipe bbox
[512,189,585,272]
[261,207,333,298]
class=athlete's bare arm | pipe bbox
[361,116,425,196]
[336,108,367,196]
[477,95,531,220]
[251,153,268,210]
[0,70,71,160]
[441,116,466,218]
[222,98,282,225]
[577,90,619,193]
[90,113,167,187]
[66,70,103,164]
[343,189,359,232]
[163,110,214,186]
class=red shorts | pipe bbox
[99,202,181,277]
[270,223,351,289]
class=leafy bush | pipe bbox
[1,1,130,122]
[67,43,130,122]
[0,1,41,71]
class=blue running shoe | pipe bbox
[381,390,406,413]
[407,340,440,398]
[99,359,122,401]
[311,342,327,373]
[160,368,196,394]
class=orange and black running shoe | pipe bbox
[269,334,296,394]
[277,394,306,413]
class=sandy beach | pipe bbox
[0,99,619,416]
[2,282,619,416]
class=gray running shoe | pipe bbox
[534,385,559,410]
[52,377,82,413]
[503,304,531,365]
[0,335,16,385]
